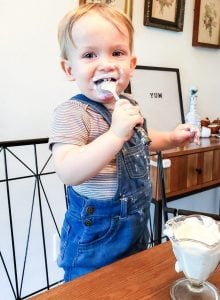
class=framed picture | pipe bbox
[192,0,220,48]
[126,66,185,131]
[79,0,133,20]
[143,0,185,31]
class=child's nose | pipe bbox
[97,59,117,72]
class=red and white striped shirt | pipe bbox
[49,99,117,199]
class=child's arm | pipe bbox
[52,99,142,185]
[148,124,200,152]
[52,130,123,185]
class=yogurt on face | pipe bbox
[164,216,220,283]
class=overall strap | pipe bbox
[71,94,112,125]
[71,94,151,146]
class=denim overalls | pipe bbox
[57,94,152,282]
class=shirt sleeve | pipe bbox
[48,99,91,150]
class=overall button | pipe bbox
[86,206,95,215]
[84,219,93,226]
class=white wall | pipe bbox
[0,0,78,141]
[0,0,219,141]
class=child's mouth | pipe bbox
[94,77,117,86]
[93,77,118,99]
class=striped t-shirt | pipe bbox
[49,98,117,199]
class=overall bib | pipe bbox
[57,94,152,282]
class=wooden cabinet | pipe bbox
[151,137,220,244]
[151,137,220,201]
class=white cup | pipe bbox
[201,126,211,138]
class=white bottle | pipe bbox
[185,86,201,131]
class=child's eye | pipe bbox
[82,52,97,59]
[112,50,124,57]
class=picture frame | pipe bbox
[126,66,185,131]
[79,0,133,20]
[192,0,220,48]
[143,0,185,32]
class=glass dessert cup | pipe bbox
[164,215,220,300]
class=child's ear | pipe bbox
[129,56,137,77]
[60,59,75,81]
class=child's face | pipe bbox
[61,11,136,107]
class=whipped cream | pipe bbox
[173,216,220,245]
[164,215,220,283]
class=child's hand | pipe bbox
[171,124,200,146]
[110,99,143,141]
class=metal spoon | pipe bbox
[97,80,120,101]
[97,80,151,145]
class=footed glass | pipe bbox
[164,215,220,300]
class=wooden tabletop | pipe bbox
[161,136,220,157]
[31,242,220,300]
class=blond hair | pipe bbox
[58,3,134,60]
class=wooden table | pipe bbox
[31,242,220,300]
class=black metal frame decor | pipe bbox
[0,138,66,299]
